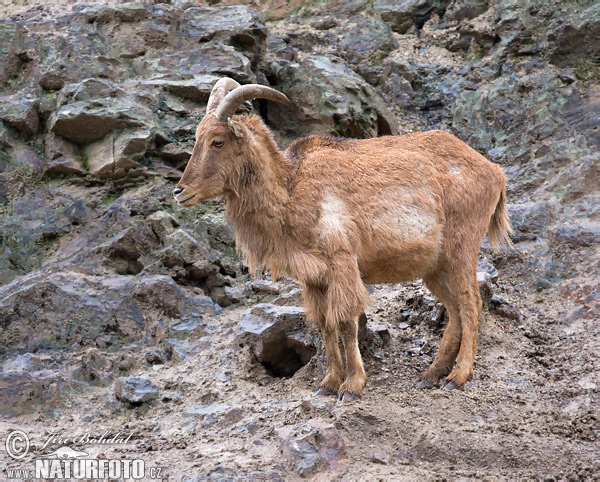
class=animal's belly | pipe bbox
[358,205,443,283]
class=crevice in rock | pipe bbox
[258,329,316,378]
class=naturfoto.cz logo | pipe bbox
[4,430,165,480]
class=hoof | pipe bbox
[315,386,337,397]
[440,378,461,391]
[416,379,435,389]
[337,391,360,403]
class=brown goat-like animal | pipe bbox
[175,78,512,401]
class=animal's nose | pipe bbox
[173,187,183,197]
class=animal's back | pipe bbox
[285,130,505,283]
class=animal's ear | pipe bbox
[228,118,245,139]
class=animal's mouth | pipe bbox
[176,192,198,207]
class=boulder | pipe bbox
[276,420,346,476]
[141,75,220,102]
[0,271,217,355]
[0,93,39,136]
[44,133,86,176]
[50,98,154,145]
[84,130,151,179]
[274,55,397,139]
[115,376,158,404]
[178,6,267,59]
[238,303,316,377]
[373,0,442,33]
[0,371,65,416]
[338,12,397,83]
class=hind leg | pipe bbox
[443,263,482,390]
[418,270,462,388]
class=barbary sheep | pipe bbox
[174,78,512,401]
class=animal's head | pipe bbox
[173,78,290,207]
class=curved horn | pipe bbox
[206,78,241,114]
[214,84,291,122]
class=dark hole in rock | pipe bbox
[376,114,392,136]
[258,330,316,378]
[231,33,256,51]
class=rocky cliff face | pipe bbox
[0,0,598,479]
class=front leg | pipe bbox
[338,316,367,401]
[315,322,346,396]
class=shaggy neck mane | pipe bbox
[224,115,294,275]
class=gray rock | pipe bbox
[338,12,397,83]
[12,147,44,173]
[115,376,158,404]
[44,133,86,176]
[272,288,303,306]
[374,0,438,34]
[0,271,216,355]
[274,54,397,139]
[239,304,316,377]
[277,420,346,476]
[84,130,151,179]
[141,75,220,102]
[490,295,521,321]
[251,279,283,295]
[178,6,267,60]
[0,92,39,136]
[0,371,65,416]
[50,98,155,145]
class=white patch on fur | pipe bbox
[371,188,439,243]
[318,192,348,239]
[450,165,461,176]
[388,204,437,238]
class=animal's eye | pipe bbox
[212,140,224,148]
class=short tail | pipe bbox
[488,186,513,251]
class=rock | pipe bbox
[272,288,303,306]
[159,44,256,84]
[224,285,250,304]
[44,133,86,176]
[12,147,44,173]
[445,0,489,21]
[371,324,391,345]
[372,452,390,465]
[97,224,159,275]
[338,12,397,83]
[0,271,216,355]
[72,347,114,386]
[178,6,267,60]
[251,279,283,295]
[39,63,71,91]
[141,75,220,102]
[156,143,193,165]
[381,59,416,108]
[477,260,499,282]
[184,403,244,427]
[147,210,180,242]
[115,376,158,404]
[0,92,39,135]
[477,271,494,301]
[238,304,316,377]
[0,371,65,416]
[50,97,155,145]
[145,347,172,365]
[373,0,439,34]
[490,295,521,321]
[84,130,150,179]
[550,221,600,249]
[274,54,397,139]
[276,420,346,476]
